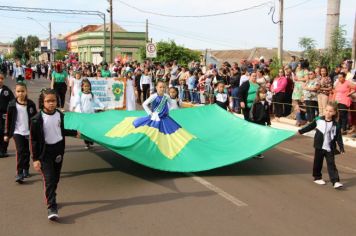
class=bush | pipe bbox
[140,40,201,66]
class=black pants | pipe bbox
[242,107,251,121]
[0,114,9,154]
[40,141,64,210]
[54,82,67,108]
[338,103,349,131]
[136,87,142,103]
[284,92,293,116]
[273,92,285,118]
[305,100,318,122]
[142,84,150,102]
[13,134,30,175]
[313,149,340,184]
[84,140,94,145]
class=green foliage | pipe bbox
[140,40,201,67]
[269,57,282,79]
[4,53,13,60]
[298,37,321,69]
[12,35,40,61]
[325,26,351,69]
[55,50,68,61]
[298,26,351,71]
[13,37,26,60]
[298,37,316,52]
[26,35,40,53]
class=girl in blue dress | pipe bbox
[133,81,181,135]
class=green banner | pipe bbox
[64,105,295,172]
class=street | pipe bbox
[1,77,356,236]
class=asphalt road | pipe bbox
[1,76,356,236]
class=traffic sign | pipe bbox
[146,43,157,58]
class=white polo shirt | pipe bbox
[14,102,29,136]
[42,111,63,144]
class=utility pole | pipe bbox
[145,19,149,42]
[109,0,113,63]
[49,22,52,62]
[277,0,284,66]
[103,14,107,63]
[352,12,356,69]
[325,0,341,49]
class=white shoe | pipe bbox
[254,154,264,159]
[314,179,326,185]
[334,182,343,189]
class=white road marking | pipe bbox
[186,173,248,207]
[277,147,356,173]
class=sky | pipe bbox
[0,0,355,51]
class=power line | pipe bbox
[149,25,239,48]
[149,23,239,48]
[116,0,273,18]
[285,0,312,9]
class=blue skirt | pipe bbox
[133,115,181,135]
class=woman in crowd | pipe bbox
[238,72,259,121]
[303,70,320,122]
[271,69,287,121]
[317,67,332,116]
[333,72,355,134]
[51,63,68,110]
[292,62,308,103]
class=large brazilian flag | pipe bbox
[64,105,295,172]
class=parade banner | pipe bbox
[88,77,126,110]
[65,105,295,172]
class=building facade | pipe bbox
[65,24,146,64]
[0,42,14,56]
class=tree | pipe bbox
[13,36,26,60]
[140,40,201,66]
[55,50,68,61]
[325,25,352,69]
[12,35,40,61]
[299,37,316,52]
[26,35,40,53]
[298,26,351,71]
[298,37,321,69]
[269,57,282,79]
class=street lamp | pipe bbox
[27,17,53,62]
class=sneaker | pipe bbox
[314,179,326,185]
[0,152,8,158]
[255,154,264,159]
[84,145,89,150]
[48,208,59,221]
[334,182,343,189]
[15,174,24,184]
[23,169,30,178]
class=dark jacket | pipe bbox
[0,85,14,114]
[237,80,251,106]
[5,99,37,138]
[298,116,344,154]
[249,101,271,126]
[30,110,77,161]
[230,74,241,88]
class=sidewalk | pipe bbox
[235,114,356,148]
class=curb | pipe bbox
[234,114,356,148]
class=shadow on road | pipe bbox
[91,146,311,178]
[57,191,215,224]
